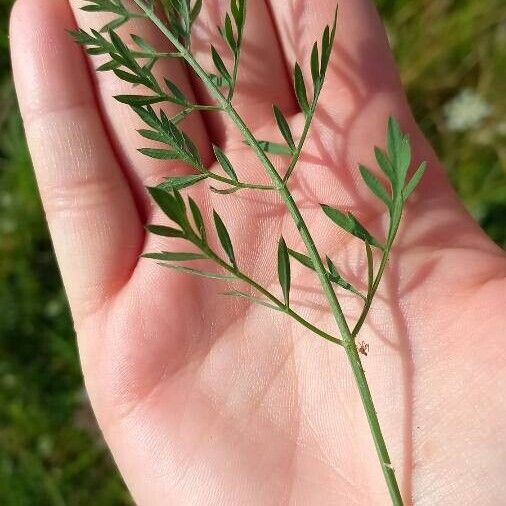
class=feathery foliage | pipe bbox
[72,2,427,504]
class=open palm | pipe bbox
[11,0,506,504]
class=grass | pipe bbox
[0,0,504,504]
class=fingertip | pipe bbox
[10,0,94,123]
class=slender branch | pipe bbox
[199,242,343,346]
[353,203,403,339]
[131,3,403,503]
[283,96,319,183]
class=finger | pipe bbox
[11,0,143,323]
[191,0,297,144]
[69,0,212,217]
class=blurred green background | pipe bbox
[0,0,504,504]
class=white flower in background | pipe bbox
[444,88,491,131]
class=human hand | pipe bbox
[11,0,506,504]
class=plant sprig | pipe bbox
[73,2,427,504]
[144,186,343,346]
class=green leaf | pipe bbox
[159,263,234,280]
[146,225,185,238]
[403,161,427,200]
[137,129,166,143]
[115,95,165,106]
[320,6,338,79]
[288,248,314,271]
[223,13,237,52]
[294,63,310,117]
[211,45,232,84]
[139,148,181,160]
[273,105,296,153]
[188,197,206,239]
[143,251,206,261]
[113,69,146,85]
[109,30,134,62]
[374,146,395,184]
[277,237,291,306]
[158,174,207,191]
[164,79,187,105]
[213,145,238,181]
[96,60,121,71]
[223,290,281,311]
[321,205,384,249]
[190,0,203,24]
[256,140,293,155]
[213,211,236,267]
[325,256,365,299]
[359,165,391,207]
[131,34,156,53]
[231,0,246,40]
[387,116,411,184]
[310,42,320,89]
[147,186,186,227]
[289,248,364,298]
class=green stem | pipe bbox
[133,2,403,503]
[202,245,343,346]
[227,1,246,101]
[353,202,403,338]
[345,343,404,505]
[283,87,321,183]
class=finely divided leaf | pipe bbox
[359,165,391,207]
[277,237,291,306]
[273,105,296,153]
[223,13,237,53]
[288,248,314,271]
[374,146,395,184]
[139,148,181,160]
[148,187,186,227]
[146,225,185,238]
[289,248,364,298]
[158,174,207,191]
[294,63,310,117]
[321,205,384,249]
[165,79,187,105]
[403,161,427,200]
[310,42,320,89]
[325,256,364,299]
[115,95,166,106]
[387,116,411,184]
[213,145,238,181]
[257,141,293,155]
[188,197,206,240]
[213,211,236,267]
[190,0,203,24]
[320,6,338,79]
[211,45,232,85]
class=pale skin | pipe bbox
[10,0,506,504]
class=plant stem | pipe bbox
[344,342,404,505]
[283,88,320,183]
[133,2,404,502]
[353,202,403,338]
[201,244,343,346]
